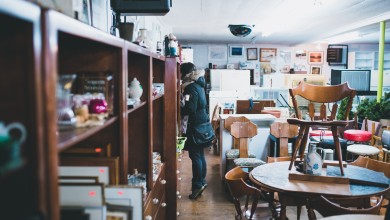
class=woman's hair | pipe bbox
[180,62,196,77]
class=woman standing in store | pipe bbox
[180,62,213,199]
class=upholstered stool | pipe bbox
[226,149,256,159]
[233,158,266,168]
[344,130,372,143]
[347,144,380,161]
[310,136,348,161]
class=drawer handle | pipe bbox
[177,195,182,199]
[176,170,180,174]
[178,158,182,162]
[160,179,167,184]
[145,215,152,220]
[178,177,182,181]
[153,198,159,204]
[176,191,180,195]
[177,212,180,216]
[161,202,167,207]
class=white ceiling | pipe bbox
[159,0,390,45]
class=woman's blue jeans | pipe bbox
[188,146,207,190]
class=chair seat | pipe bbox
[344,129,372,142]
[226,149,256,159]
[309,130,333,137]
[347,144,380,156]
[233,158,265,167]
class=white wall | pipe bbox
[182,43,332,86]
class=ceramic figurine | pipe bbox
[128,77,143,102]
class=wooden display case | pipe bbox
[0,1,179,219]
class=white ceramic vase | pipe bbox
[128,77,143,102]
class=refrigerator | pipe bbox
[210,69,251,98]
[209,69,250,117]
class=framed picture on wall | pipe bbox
[246,48,258,60]
[229,46,244,57]
[310,66,322,74]
[308,51,324,64]
[208,46,227,61]
[260,48,277,62]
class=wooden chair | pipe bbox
[266,157,306,219]
[350,156,390,219]
[225,117,255,172]
[269,121,298,157]
[287,82,356,176]
[211,103,222,155]
[306,195,383,219]
[231,122,265,170]
[225,167,273,220]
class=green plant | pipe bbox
[357,93,390,121]
[336,97,355,120]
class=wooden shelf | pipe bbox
[153,94,164,101]
[1,1,179,219]
[127,101,147,114]
[58,116,118,151]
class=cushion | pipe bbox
[233,158,266,167]
[344,129,372,142]
[226,149,256,159]
[347,144,380,156]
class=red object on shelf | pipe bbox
[309,130,333,137]
[344,129,372,142]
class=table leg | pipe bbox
[278,193,288,220]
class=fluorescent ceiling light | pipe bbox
[327,31,360,43]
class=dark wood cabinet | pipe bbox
[0,1,178,219]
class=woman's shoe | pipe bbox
[200,183,208,195]
[189,185,206,200]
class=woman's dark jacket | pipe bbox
[181,76,210,149]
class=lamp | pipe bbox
[228,25,253,37]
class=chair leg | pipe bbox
[331,126,344,176]
[289,125,306,170]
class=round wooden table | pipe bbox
[249,162,389,220]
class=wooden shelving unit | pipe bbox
[0,1,179,219]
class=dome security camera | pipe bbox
[228,25,253,37]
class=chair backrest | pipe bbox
[289,82,356,121]
[230,121,257,158]
[211,103,222,131]
[350,156,390,178]
[224,116,251,150]
[383,129,390,147]
[309,195,383,218]
[225,167,262,219]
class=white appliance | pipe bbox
[210,69,251,98]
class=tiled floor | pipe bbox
[177,147,388,219]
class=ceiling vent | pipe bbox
[228,25,253,37]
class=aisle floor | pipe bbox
[177,148,309,220]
